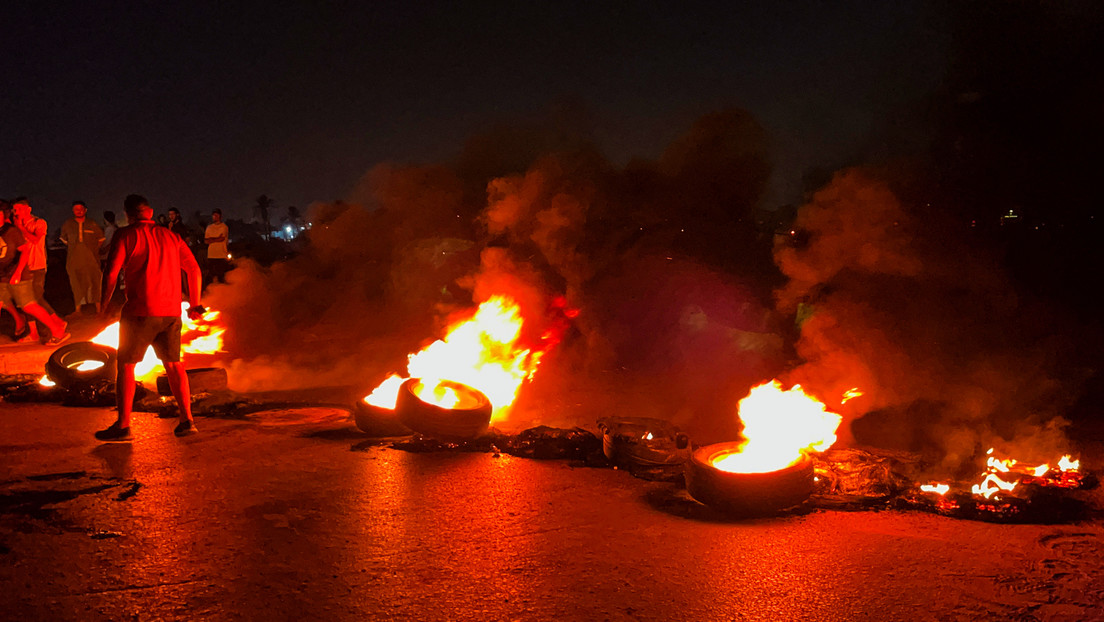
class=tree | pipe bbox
[254,194,275,240]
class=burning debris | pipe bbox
[902,448,1093,522]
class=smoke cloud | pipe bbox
[203,107,1086,468]
[206,109,785,440]
[775,169,1089,473]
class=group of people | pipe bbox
[1,198,234,345]
[2,194,217,441]
[1,194,236,440]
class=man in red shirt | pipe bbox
[96,195,205,441]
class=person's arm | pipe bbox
[204,226,226,244]
[59,222,70,245]
[10,242,31,284]
[179,239,203,316]
[99,236,126,315]
[18,217,46,246]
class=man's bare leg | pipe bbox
[115,362,137,428]
[19,302,67,339]
[164,361,194,424]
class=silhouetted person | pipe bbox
[166,207,191,243]
[59,200,105,313]
[96,194,204,441]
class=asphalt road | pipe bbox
[1,402,1103,621]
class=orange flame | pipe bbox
[927,448,1084,500]
[840,387,864,404]
[1058,455,1079,472]
[364,295,565,422]
[712,380,843,473]
[971,472,1017,499]
[920,483,950,495]
[84,302,227,383]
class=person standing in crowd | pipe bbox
[96,194,204,441]
[0,204,69,345]
[101,210,118,261]
[59,201,105,314]
[10,197,67,340]
[204,208,230,285]
[165,207,191,243]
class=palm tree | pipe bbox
[254,195,275,240]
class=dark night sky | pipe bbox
[0,1,1080,226]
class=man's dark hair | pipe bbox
[11,196,28,206]
[212,208,222,216]
[104,210,116,223]
[124,194,150,217]
[72,200,87,208]
[168,207,180,215]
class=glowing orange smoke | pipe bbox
[364,295,564,422]
[41,303,226,386]
[712,380,844,474]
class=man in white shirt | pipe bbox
[204,208,231,285]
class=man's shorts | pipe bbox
[118,315,182,364]
[0,282,14,307]
[3,280,39,308]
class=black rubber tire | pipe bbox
[597,416,691,467]
[354,399,413,437]
[45,342,118,388]
[155,367,228,396]
[684,443,815,516]
[395,378,493,440]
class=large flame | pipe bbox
[712,380,843,474]
[38,302,226,385]
[364,295,565,422]
[91,303,226,382]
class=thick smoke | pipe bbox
[207,109,786,439]
[201,108,1084,466]
[775,169,1088,473]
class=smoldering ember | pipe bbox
[3,4,1104,621]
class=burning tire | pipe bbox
[684,443,815,516]
[45,342,118,388]
[155,367,228,396]
[354,400,413,437]
[395,378,493,440]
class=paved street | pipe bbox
[2,400,1102,621]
